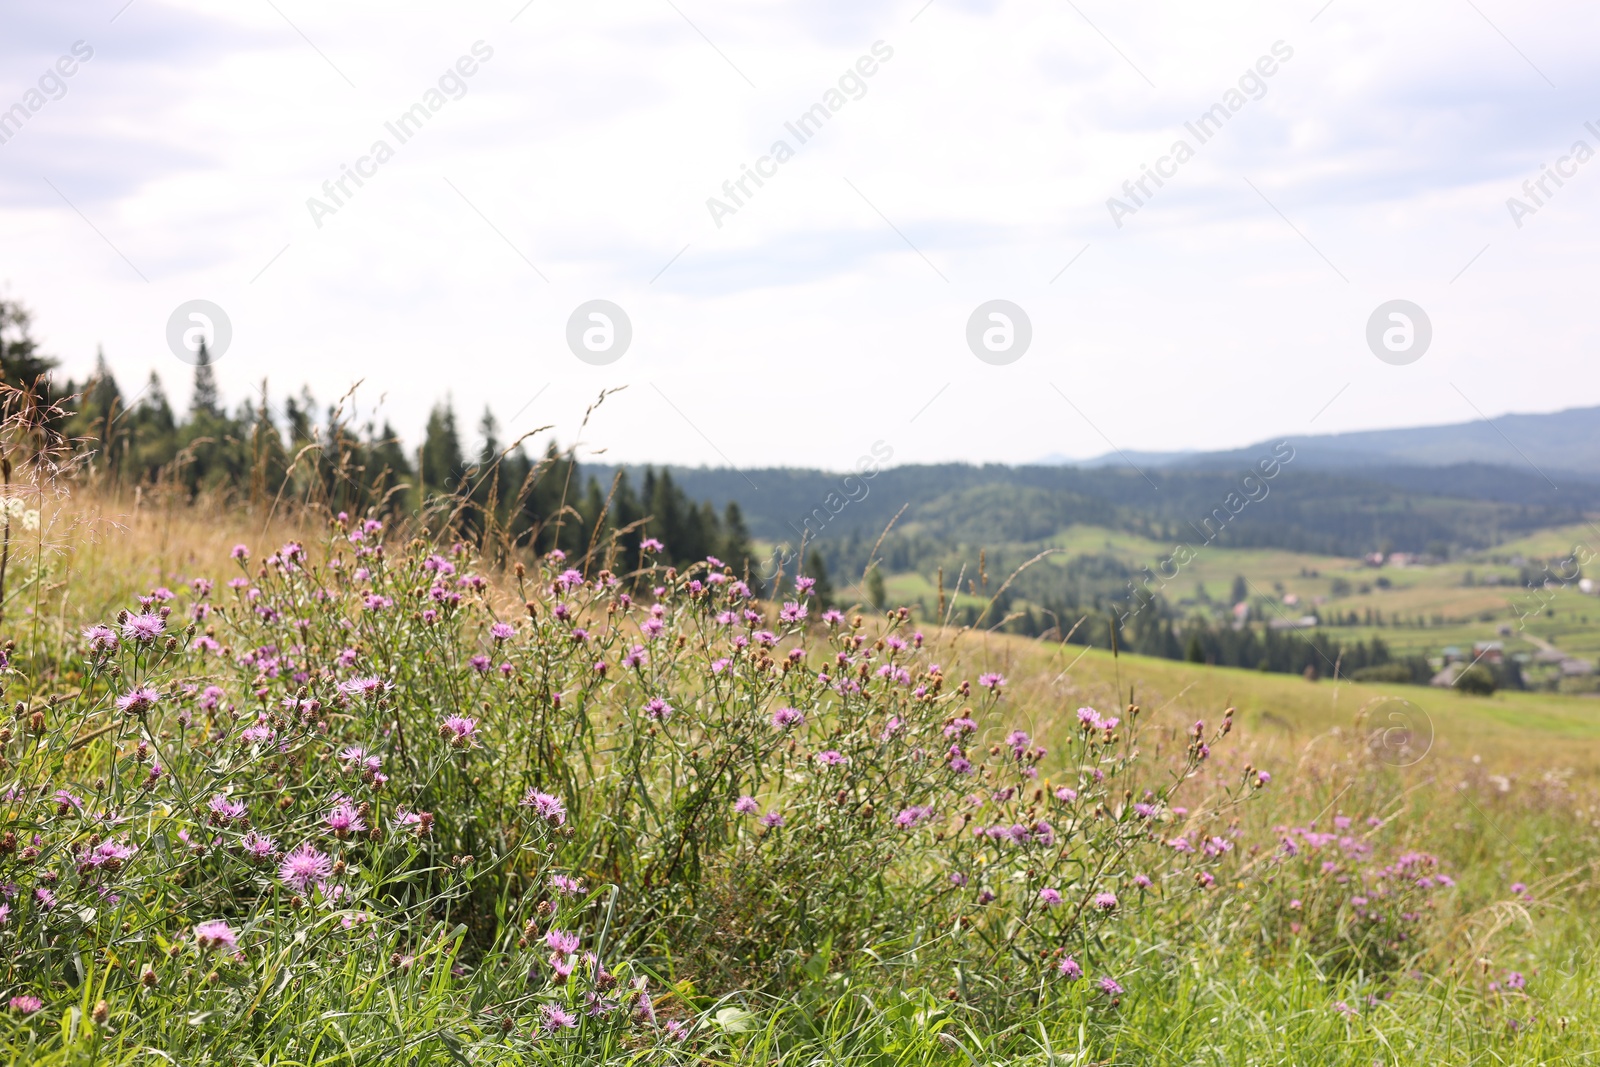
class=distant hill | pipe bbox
[1071,404,1600,482]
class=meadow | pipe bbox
[2,491,1598,1065]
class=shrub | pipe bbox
[1351,663,1414,684]
[1456,665,1497,695]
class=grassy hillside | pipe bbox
[6,493,1600,1065]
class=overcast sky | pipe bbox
[1,0,1595,471]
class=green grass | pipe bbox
[9,502,1600,1064]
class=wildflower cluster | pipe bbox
[0,519,1259,1052]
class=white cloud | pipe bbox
[2,0,1597,471]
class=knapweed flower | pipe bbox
[193,920,238,952]
[1058,956,1082,980]
[644,697,673,721]
[542,1004,578,1030]
[1255,770,1272,787]
[771,707,804,730]
[944,716,976,737]
[1039,887,1063,907]
[279,843,333,892]
[1094,892,1118,911]
[895,805,934,829]
[640,537,663,553]
[520,790,567,825]
[978,672,1005,691]
[1133,874,1153,888]
[438,715,479,748]
[241,831,276,861]
[79,839,137,872]
[325,799,366,838]
[1505,971,1526,990]
[8,996,42,1014]
[53,789,84,814]
[664,1019,689,1041]
[733,795,759,815]
[1098,976,1124,996]
[544,929,580,955]
[1054,786,1079,803]
[816,749,846,767]
[208,794,248,825]
[759,811,785,828]
[549,874,584,896]
[116,687,160,715]
[121,612,165,644]
[779,601,807,624]
[338,676,387,701]
[82,624,118,653]
[489,621,515,641]
[821,609,845,626]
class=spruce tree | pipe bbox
[191,343,221,418]
[721,502,757,583]
[867,564,886,611]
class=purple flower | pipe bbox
[8,996,42,1015]
[438,716,479,748]
[242,831,276,861]
[1098,976,1124,996]
[1039,887,1063,906]
[978,672,1005,692]
[771,707,804,730]
[664,1019,689,1041]
[1505,971,1526,990]
[1256,770,1272,787]
[208,794,248,824]
[759,811,785,828]
[895,805,935,829]
[78,839,137,872]
[325,799,366,837]
[53,789,84,815]
[549,874,584,896]
[816,749,846,767]
[1094,892,1118,911]
[794,576,816,596]
[279,843,333,892]
[544,929,580,954]
[1058,956,1082,980]
[640,538,663,553]
[193,920,238,952]
[733,795,759,815]
[542,1004,578,1030]
[520,790,567,825]
[82,624,118,653]
[121,612,165,644]
[779,601,807,624]
[822,609,845,626]
[1133,874,1153,888]
[338,676,387,701]
[116,687,160,715]
[645,698,673,722]
[490,622,515,641]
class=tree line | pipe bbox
[0,297,763,580]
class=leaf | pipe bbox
[713,1006,755,1033]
